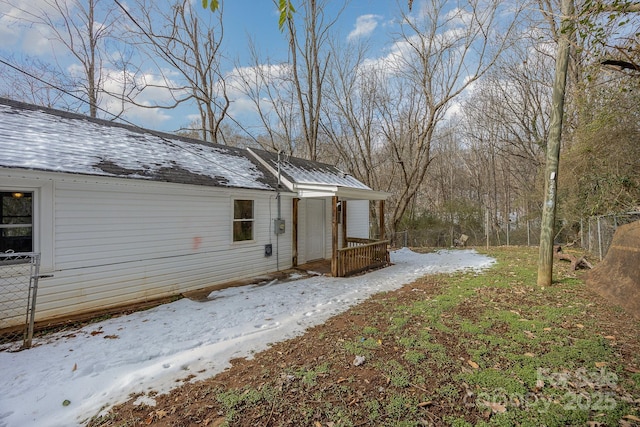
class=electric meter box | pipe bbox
[274,219,285,235]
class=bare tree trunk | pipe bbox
[538,0,574,286]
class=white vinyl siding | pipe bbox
[0,170,292,325]
[346,200,370,239]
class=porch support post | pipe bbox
[331,196,339,276]
[379,200,385,240]
[341,200,348,248]
[292,198,299,266]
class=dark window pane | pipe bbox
[1,192,33,252]
[1,192,32,224]
[234,200,253,220]
[233,220,253,241]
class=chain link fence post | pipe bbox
[583,212,640,260]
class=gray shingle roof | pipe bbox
[249,148,371,190]
[0,98,383,199]
[0,98,276,190]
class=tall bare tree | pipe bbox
[2,0,121,117]
[460,41,554,231]
[232,44,300,154]
[0,54,70,108]
[378,0,521,233]
[127,0,229,143]
[283,0,344,160]
[233,0,345,159]
[321,40,390,191]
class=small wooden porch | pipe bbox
[331,197,390,277]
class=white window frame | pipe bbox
[232,199,255,242]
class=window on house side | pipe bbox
[1,191,33,253]
[233,199,254,242]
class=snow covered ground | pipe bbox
[0,248,495,427]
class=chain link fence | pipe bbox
[0,252,41,351]
[389,220,542,249]
[582,212,640,260]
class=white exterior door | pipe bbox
[305,199,325,261]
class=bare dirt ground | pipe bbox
[87,249,640,427]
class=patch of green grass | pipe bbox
[403,349,426,364]
[538,336,614,369]
[343,336,380,356]
[423,341,450,367]
[326,405,355,426]
[362,325,380,335]
[384,393,417,420]
[436,383,460,401]
[295,362,330,386]
[364,399,381,422]
[443,416,473,427]
[460,318,491,334]
[380,360,411,388]
[215,385,276,422]
[631,372,640,388]
[388,315,410,334]
[460,368,528,396]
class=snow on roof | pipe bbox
[249,148,371,190]
[0,98,275,191]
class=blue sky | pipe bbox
[0,0,407,135]
[222,1,398,62]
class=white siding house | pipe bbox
[0,98,388,328]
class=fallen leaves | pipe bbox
[481,400,507,413]
[467,360,479,369]
[144,409,170,425]
[205,417,226,427]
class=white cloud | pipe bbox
[64,64,179,128]
[347,14,382,41]
[106,70,181,127]
[1,0,70,55]
[0,4,22,45]
[20,27,57,56]
[121,104,172,128]
[223,63,293,122]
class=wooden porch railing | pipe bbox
[334,238,390,277]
